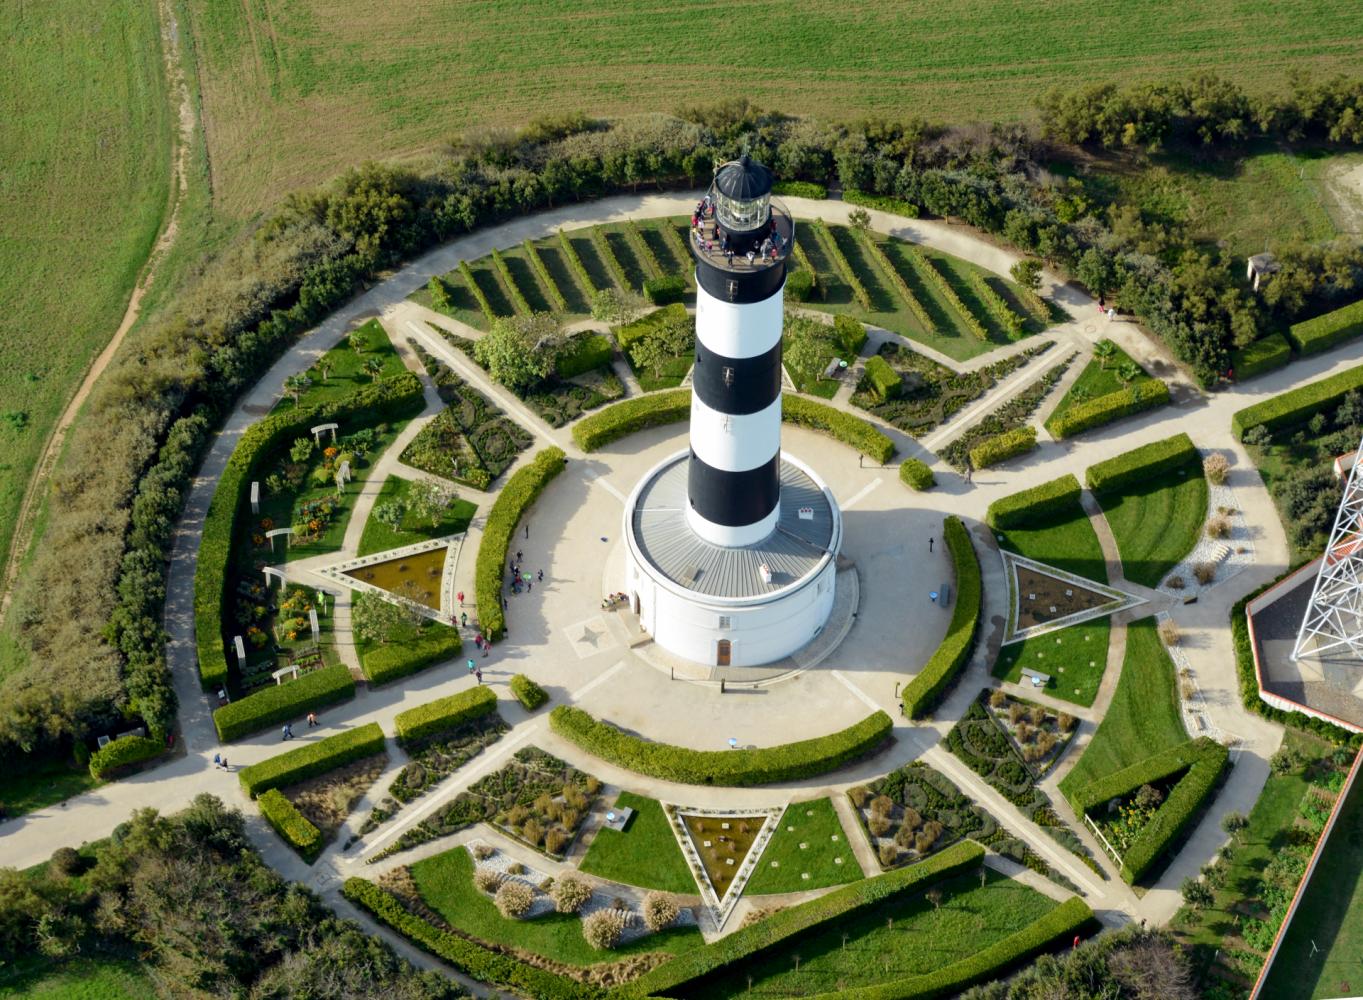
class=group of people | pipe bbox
[601,591,628,610]
[508,551,542,596]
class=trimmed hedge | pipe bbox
[88,734,163,780]
[476,447,566,640]
[460,259,498,323]
[1286,297,1363,355]
[782,395,896,464]
[1084,432,1198,495]
[1045,378,1170,439]
[864,354,903,401]
[550,706,892,786]
[1068,736,1229,884]
[555,331,614,378]
[899,458,936,491]
[1231,362,1363,440]
[853,228,932,329]
[558,228,599,294]
[510,674,549,711]
[614,302,688,354]
[643,273,687,305]
[792,241,820,300]
[771,180,828,198]
[985,473,1082,530]
[238,722,386,798]
[360,623,463,686]
[911,250,988,341]
[969,426,1037,470]
[490,248,530,315]
[834,313,868,356]
[1230,333,1291,380]
[343,877,600,999]
[259,788,323,862]
[213,663,356,742]
[572,389,690,451]
[523,239,568,311]
[810,219,872,310]
[966,270,1025,338]
[785,268,816,302]
[842,188,920,217]
[394,685,498,746]
[194,373,424,693]
[901,517,982,719]
[627,842,984,997]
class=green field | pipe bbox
[578,791,697,894]
[997,500,1109,585]
[747,798,862,895]
[273,318,408,413]
[0,957,152,1000]
[1097,467,1209,588]
[357,477,477,557]
[994,619,1112,708]
[0,0,173,657]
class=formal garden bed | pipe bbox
[356,476,476,556]
[579,791,696,894]
[1043,338,1161,434]
[941,353,1076,471]
[616,303,695,391]
[373,747,600,861]
[273,317,409,413]
[279,752,387,845]
[746,798,862,894]
[226,583,343,698]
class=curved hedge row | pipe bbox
[394,686,498,746]
[985,473,1082,530]
[899,458,936,491]
[549,706,893,786]
[842,188,920,218]
[343,877,600,999]
[239,721,386,798]
[360,624,462,686]
[194,373,425,693]
[213,663,356,742]
[901,517,982,719]
[1084,432,1197,495]
[1286,297,1363,355]
[1045,379,1169,439]
[476,447,566,640]
[626,841,983,997]
[969,426,1036,470]
[1231,362,1363,440]
[1230,333,1291,380]
[88,734,164,780]
[782,395,896,463]
[571,389,691,451]
[260,788,323,862]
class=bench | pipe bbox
[1020,668,1051,689]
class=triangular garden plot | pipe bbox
[1001,551,1144,645]
[313,536,460,620]
[666,804,782,930]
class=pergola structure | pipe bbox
[1292,432,1363,662]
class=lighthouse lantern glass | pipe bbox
[715,190,769,231]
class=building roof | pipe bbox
[714,154,773,200]
[629,454,836,599]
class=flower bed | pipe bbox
[941,355,1074,471]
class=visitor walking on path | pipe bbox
[466,658,476,675]
[537,569,543,582]
[475,668,483,684]
[220,756,228,771]
[461,612,468,628]
[213,753,222,769]
[282,723,293,741]
[457,591,464,607]
[307,711,317,728]
[929,537,934,553]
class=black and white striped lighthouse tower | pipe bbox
[686,155,792,547]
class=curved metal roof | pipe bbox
[714,154,773,200]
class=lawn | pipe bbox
[997,499,1109,585]
[1096,466,1208,588]
[356,476,477,557]
[1045,342,1156,432]
[994,618,1112,708]
[0,957,152,1000]
[0,750,100,819]
[579,791,696,894]
[1059,619,1187,797]
[747,798,862,895]
[272,318,408,412]
[410,846,704,965]
[689,869,1057,998]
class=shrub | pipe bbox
[49,846,85,877]
[259,789,323,862]
[864,355,903,401]
[1203,452,1229,485]
[614,303,687,354]
[551,873,593,914]
[878,842,900,866]
[1158,619,1182,646]
[583,908,628,950]
[643,274,687,305]
[1045,379,1170,438]
[1194,562,1217,585]
[213,664,357,742]
[785,268,816,302]
[629,841,984,996]
[792,242,821,300]
[833,313,868,356]
[781,395,896,464]
[572,389,690,451]
[771,180,827,198]
[1286,298,1363,355]
[558,229,599,295]
[1232,362,1363,439]
[1206,514,1231,539]
[969,426,1037,469]
[1085,432,1198,495]
[474,867,504,894]
[842,188,920,217]
[986,474,1083,530]
[238,722,385,798]
[899,458,936,491]
[361,624,462,685]
[87,734,163,779]
[472,842,496,861]
[394,686,498,746]
[1230,333,1292,378]
[590,228,631,290]
[510,674,549,711]
[460,260,498,323]
[476,447,566,639]
[549,706,892,785]
[643,892,680,931]
[901,517,981,719]
[495,880,535,919]
[555,332,614,378]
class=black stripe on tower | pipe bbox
[695,256,787,305]
[688,452,781,528]
[692,339,783,416]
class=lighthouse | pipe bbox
[621,155,842,669]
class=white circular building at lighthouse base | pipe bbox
[623,450,841,667]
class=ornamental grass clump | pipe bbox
[494,880,534,919]
[551,872,592,914]
[643,892,680,931]
[583,908,629,950]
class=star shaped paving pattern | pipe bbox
[578,625,603,647]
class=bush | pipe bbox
[510,674,549,711]
[771,180,827,198]
[361,624,462,685]
[986,473,1082,530]
[969,426,1037,469]
[629,841,983,996]
[833,313,868,356]
[842,188,920,217]
[642,274,687,305]
[195,373,425,693]
[49,846,85,877]
[1203,452,1229,485]
[614,303,687,354]
[238,722,385,798]
[551,873,592,914]
[864,355,903,401]
[1232,362,1363,439]
[87,734,163,780]
[1045,379,1170,439]
[476,447,566,639]
[550,706,891,786]
[474,867,504,894]
[259,789,323,862]
[901,517,982,719]
[494,880,535,919]
[555,332,614,378]
[1286,298,1363,355]
[643,892,679,931]
[583,908,629,950]
[1084,432,1198,495]
[572,389,689,451]
[343,878,597,999]
[782,395,896,463]
[393,685,497,746]
[785,268,816,302]
[899,458,936,491]
[1230,333,1292,379]
[213,664,356,742]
